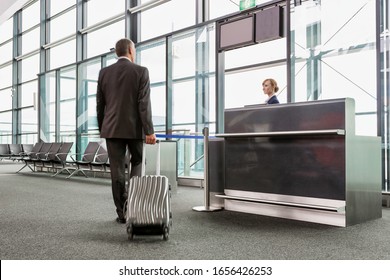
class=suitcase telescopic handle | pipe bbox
[141,140,160,176]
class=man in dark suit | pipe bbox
[96,38,156,224]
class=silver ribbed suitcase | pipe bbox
[125,141,172,241]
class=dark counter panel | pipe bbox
[225,99,347,134]
[225,136,346,200]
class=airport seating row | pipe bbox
[0,143,34,161]
[17,141,110,179]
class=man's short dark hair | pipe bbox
[115,38,134,57]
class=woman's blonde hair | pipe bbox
[262,78,279,93]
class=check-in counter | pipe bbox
[215,98,382,227]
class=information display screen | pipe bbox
[218,15,254,51]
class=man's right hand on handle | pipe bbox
[145,134,157,144]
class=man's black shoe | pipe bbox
[116,217,126,224]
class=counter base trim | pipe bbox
[224,199,346,227]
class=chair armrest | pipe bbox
[95,153,108,162]
[54,152,70,162]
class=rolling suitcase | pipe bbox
[125,140,172,241]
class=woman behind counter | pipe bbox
[262,78,280,104]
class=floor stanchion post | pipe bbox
[193,127,222,212]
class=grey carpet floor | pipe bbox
[1,162,390,260]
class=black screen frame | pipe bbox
[217,14,255,52]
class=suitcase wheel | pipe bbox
[163,225,169,241]
[127,225,134,240]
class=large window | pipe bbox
[0,0,385,185]
[50,0,75,16]
[291,0,377,136]
[49,8,76,43]
[138,39,167,132]
[21,27,40,55]
[77,58,100,152]
[59,66,77,154]
[0,89,13,112]
[0,41,13,65]
[140,0,196,41]
[20,54,40,83]
[21,0,40,32]
[20,80,38,107]
[0,112,12,143]
[40,71,56,142]
[86,0,125,27]
[0,17,13,43]
[0,65,13,89]
[49,39,77,70]
[225,65,287,108]
[86,20,125,59]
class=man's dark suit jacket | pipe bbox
[267,95,280,104]
[96,58,154,139]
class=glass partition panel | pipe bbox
[0,17,13,43]
[21,27,40,55]
[225,64,287,109]
[86,20,124,59]
[172,80,196,124]
[172,32,196,79]
[0,41,13,65]
[40,72,56,142]
[209,0,240,20]
[22,0,40,31]
[20,133,38,144]
[140,0,196,41]
[49,9,76,43]
[86,0,125,27]
[77,58,100,154]
[20,80,38,107]
[150,85,166,132]
[138,39,167,132]
[138,40,166,83]
[225,38,286,70]
[21,54,40,83]
[49,39,76,70]
[105,53,117,67]
[0,112,12,141]
[21,107,38,135]
[0,88,13,111]
[291,0,377,137]
[170,25,216,179]
[0,65,13,88]
[59,67,76,153]
[50,0,75,16]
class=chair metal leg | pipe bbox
[16,162,35,173]
[66,168,88,179]
[52,167,72,177]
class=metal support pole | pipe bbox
[193,127,222,212]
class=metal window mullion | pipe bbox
[79,13,125,35]
[127,0,139,43]
[15,49,40,61]
[12,12,21,143]
[215,19,225,134]
[166,36,173,135]
[287,1,292,103]
[128,0,171,14]
[195,26,210,171]
[76,0,85,62]
[40,0,48,73]
[55,70,60,142]
[49,4,76,20]
[42,34,76,50]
